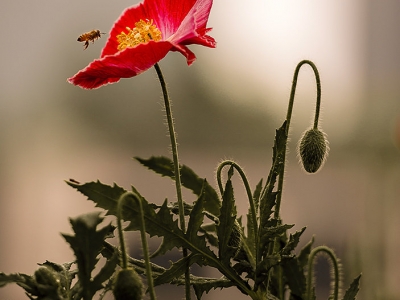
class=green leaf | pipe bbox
[297,236,314,268]
[66,180,127,216]
[62,212,114,300]
[217,174,238,263]
[254,254,282,287]
[186,185,206,242]
[342,274,362,300]
[281,257,306,298]
[102,241,166,278]
[246,179,263,257]
[153,253,204,286]
[199,223,218,248]
[259,121,287,233]
[70,182,254,296]
[259,224,294,250]
[66,180,184,256]
[192,277,236,300]
[91,251,119,293]
[0,273,37,294]
[135,156,221,216]
[281,227,306,255]
[0,261,78,300]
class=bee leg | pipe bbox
[83,41,89,50]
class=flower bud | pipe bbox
[113,268,143,300]
[34,267,61,297]
[298,128,329,173]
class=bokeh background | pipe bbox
[1,0,400,299]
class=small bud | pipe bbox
[113,268,143,300]
[298,128,329,173]
[34,267,61,297]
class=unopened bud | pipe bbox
[113,268,143,300]
[34,267,61,297]
[298,128,329,173]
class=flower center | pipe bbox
[117,19,162,51]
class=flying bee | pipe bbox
[77,30,105,50]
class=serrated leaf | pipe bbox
[246,179,263,257]
[199,224,218,248]
[186,185,205,241]
[132,198,186,257]
[259,122,287,232]
[0,273,37,293]
[153,253,203,286]
[91,251,119,292]
[135,156,221,216]
[69,182,253,296]
[66,180,127,216]
[342,274,361,300]
[192,276,236,300]
[260,224,294,249]
[281,257,306,298]
[62,212,113,300]
[240,239,256,271]
[102,241,166,278]
[254,254,282,288]
[281,227,306,255]
[297,236,314,268]
[217,176,238,263]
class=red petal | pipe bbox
[171,44,196,65]
[69,41,172,89]
[170,0,215,47]
[101,0,202,58]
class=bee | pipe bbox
[77,30,105,50]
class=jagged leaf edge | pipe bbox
[342,274,362,300]
[135,156,221,216]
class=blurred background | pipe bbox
[1,0,399,299]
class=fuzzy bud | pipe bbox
[113,268,143,300]
[34,267,61,297]
[298,128,329,173]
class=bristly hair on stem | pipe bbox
[275,60,326,219]
[153,62,191,300]
[306,246,342,300]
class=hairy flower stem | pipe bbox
[275,60,322,219]
[117,192,157,300]
[154,63,191,300]
[306,246,340,300]
[265,60,322,298]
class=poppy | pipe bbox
[68,0,216,89]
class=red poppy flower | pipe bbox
[68,0,216,89]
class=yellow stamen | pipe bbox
[117,19,162,51]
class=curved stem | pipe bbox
[306,246,340,300]
[216,160,258,240]
[117,192,157,300]
[153,63,191,300]
[274,60,322,219]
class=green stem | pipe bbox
[117,192,157,300]
[153,62,191,300]
[262,60,322,298]
[306,246,340,300]
[116,193,129,270]
[274,60,322,219]
[216,160,258,244]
